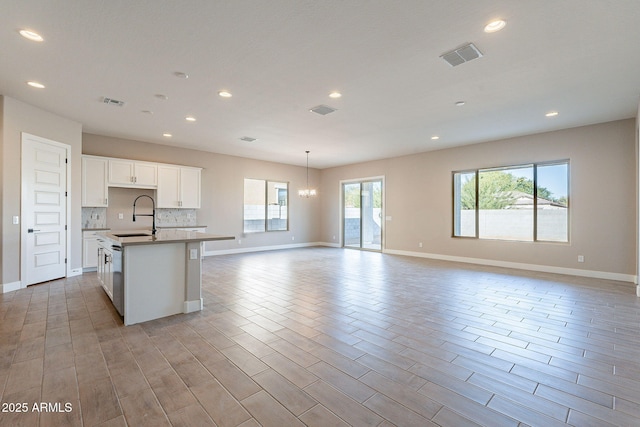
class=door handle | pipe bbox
[27,228,41,233]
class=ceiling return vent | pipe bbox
[440,43,483,67]
[309,105,337,115]
[102,97,125,107]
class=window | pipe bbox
[453,171,476,237]
[453,161,568,242]
[243,179,288,232]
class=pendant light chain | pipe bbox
[299,150,317,197]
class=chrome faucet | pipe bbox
[132,195,157,235]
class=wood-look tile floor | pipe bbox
[2,247,640,426]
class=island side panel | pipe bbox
[184,241,203,313]
[124,242,185,325]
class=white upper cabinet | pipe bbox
[157,165,180,208]
[82,156,108,207]
[82,156,200,208]
[157,165,201,209]
[108,159,157,188]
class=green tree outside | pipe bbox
[461,170,559,210]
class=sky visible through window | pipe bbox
[496,164,567,201]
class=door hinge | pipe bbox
[65,191,68,197]
[65,225,67,231]
[65,258,67,264]
[65,158,68,164]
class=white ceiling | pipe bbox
[2,1,640,169]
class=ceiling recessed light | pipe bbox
[27,81,45,89]
[19,29,43,42]
[163,133,172,137]
[329,91,342,98]
[240,136,257,142]
[455,101,466,106]
[141,110,153,114]
[545,111,559,117]
[185,116,196,122]
[174,72,189,79]
[484,19,506,33]
[431,136,440,140]
[218,90,232,98]
[155,94,168,100]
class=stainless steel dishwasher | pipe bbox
[111,245,124,317]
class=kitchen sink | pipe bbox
[112,233,152,237]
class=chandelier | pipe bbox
[298,150,317,197]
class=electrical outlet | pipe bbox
[118,213,124,220]
[578,255,584,263]
[332,235,336,240]
[419,242,423,248]
[12,216,19,225]
[291,236,295,241]
[238,239,242,244]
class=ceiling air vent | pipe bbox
[239,136,257,142]
[309,105,337,115]
[440,43,483,67]
[102,97,125,107]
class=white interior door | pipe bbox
[22,134,68,286]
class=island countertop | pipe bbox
[98,229,235,246]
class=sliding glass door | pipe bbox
[343,179,383,251]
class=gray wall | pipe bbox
[1,94,636,288]
[82,133,322,252]
[1,96,83,286]
[320,119,637,278]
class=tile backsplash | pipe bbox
[82,207,197,229]
[157,209,198,227]
[82,188,198,230]
[82,207,107,229]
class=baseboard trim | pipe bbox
[1,281,22,294]
[384,248,637,283]
[68,268,83,277]
[184,298,203,313]
[204,243,636,284]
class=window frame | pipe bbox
[243,178,289,233]
[452,160,569,243]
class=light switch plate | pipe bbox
[189,248,198,260]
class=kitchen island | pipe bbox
[96,229,234,325]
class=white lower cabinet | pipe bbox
[96,239,113,301]
[83,230,109,271]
